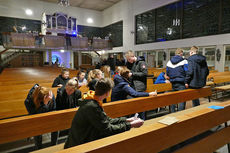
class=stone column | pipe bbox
[48,50,52,66]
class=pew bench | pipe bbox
[214,84,230,100]
[33,101,229,153]
[0,87,212,146]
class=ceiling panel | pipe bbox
[39,0,121,11]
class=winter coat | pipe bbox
[24,84,56,114]
[166,55,188,83]
[56,86,82,110]
[87,79,98,91]
[111,75,149,101]
[154,72,166,84]
[129,57,148,91]
[185,54,209,88]
[52,75,70,87]
[64,91,131,149]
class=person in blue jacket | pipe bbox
[24,84,58,149]
[154,72,170,84]
[111,66,157,102]
[185,46,209,107]
[166,48,188,112]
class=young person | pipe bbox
[154,72,170,84]
[56,78,82,110]
[87,69,103,91]
[111,67,157,102]
[125,51,148,119]
[77,71,87,87]
[24,85,58,149]
[64,78,144,149]
[166,48,188,112]
[185,46,209,106]
[52,68,70,87]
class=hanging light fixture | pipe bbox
[58,0,70,7]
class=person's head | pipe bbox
[109,54,114,58]
[115,66,123,75]
[32,86,52,109]
[101,65,111,78]
[77,71,86,81]
[61,68,69,79]
[120,67,131,80]
[175,48,184,57]
[65,78,78,95]
[87,69,103,82]
[95,78,114,98]
[190,46,198,56]
[125,50,136,63]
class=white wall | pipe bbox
[0,0,102,27]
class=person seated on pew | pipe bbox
[76,70,87,88]
[56,78,82,110]
[111,66,157,102]
[24,84,58,149]
[52,68,70,87]
[154,72,170,84]
[87,69,103,91]
[101,65,111,78]
[64,78,144,149]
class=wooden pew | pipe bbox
[146,83,172,93]
[0,87,212,144]
[0,88,58,119]
[53,101,230,153]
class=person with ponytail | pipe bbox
[24,84,58,149]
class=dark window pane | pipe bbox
[222,0,230,33]
[156,1,182,41]
[183,0,219,38]
[136,10,155,44]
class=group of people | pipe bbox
[24,47,209,150]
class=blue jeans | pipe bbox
[170,82,186,113]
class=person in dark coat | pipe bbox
[106,54,116,75]
[166,48,188,112]
[185,46,209,106]
[111,67,157,102]
[64,78,144,149]
[52,68,70,87]
[56,78,82,110]
[125,51,148,119]
[125,51,148,92]
[24,84,58,149]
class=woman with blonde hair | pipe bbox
[24,84,57,149]
[87,69,103,91]
[101,65,111,78]
[56,77,82,110]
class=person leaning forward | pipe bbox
[64,78,144,149]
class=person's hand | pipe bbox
[130,118,144,128]
[126,117,136,122]
[165,80,170,83]
[44,91,53,105]
[149,91,157,96]
[129,72,132,77]
[57,84,63,87]
[185,84,189,88]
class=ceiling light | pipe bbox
[87,18,93,24]
[58,0,70,7]
[60,50,65,53]
[25,9,33,16]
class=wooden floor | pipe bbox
[0,97,229,153]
